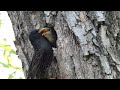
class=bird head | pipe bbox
[38,27,57,48]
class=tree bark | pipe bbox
[7,11,120,79]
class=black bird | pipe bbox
[27,26,57,79]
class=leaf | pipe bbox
[3,38,6,42]
[8,57,12,65]
[10,65,21,70]
[0,61,21,70]
[3,50,7,61]
[0,62,9,68]
[8,74,13,79]
[9,50,16,54]
[8,71,16,79]
[0,43,5,47]
[0,43,16,54]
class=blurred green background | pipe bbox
[0,11,25,79]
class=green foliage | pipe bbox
[0,38,22,79]
[8,71,16,79]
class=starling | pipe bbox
[27,26,57,79]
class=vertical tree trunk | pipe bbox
[7,11,120,79]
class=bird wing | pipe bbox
[27,48,44,79]
[36,50,53,79]
[27,48,53,79]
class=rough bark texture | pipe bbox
[7,11,120,79]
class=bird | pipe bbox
[27,26,57,79]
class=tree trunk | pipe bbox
[7,11,120,79]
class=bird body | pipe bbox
[27,27,57,79]
[29,29,53,52]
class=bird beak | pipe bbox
[42,33,46,36]
[38,28,49,35]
